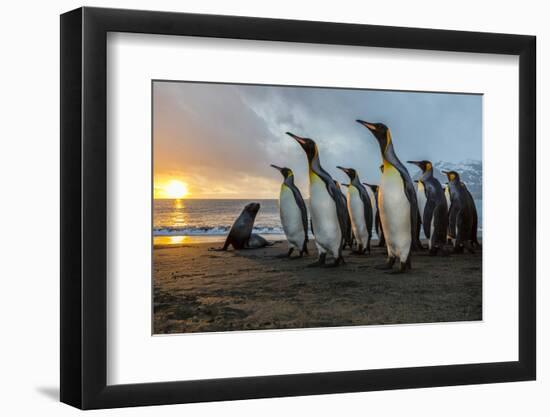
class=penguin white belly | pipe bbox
[379,166,411,262]
[279,185,305,250]
[347,186,369,247]
[365,186,377,229]
[309,174,341,257]
[417,182,426,219]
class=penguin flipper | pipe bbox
[471,206,480,245]
[327,180,349,243]
[292,187,309,242]
[467,189,480,245]
[358,186,374,237]
[400,172,420,247]
[422,198,435,239]
[448,202,459,239]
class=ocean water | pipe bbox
[154,198,482,243]
[154,199,283,237]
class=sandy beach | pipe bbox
[153,239,482,334]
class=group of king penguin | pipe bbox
[270,120,480,273]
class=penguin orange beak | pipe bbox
[336,166,350,175]
[356,119,377,131]
[286,131,307,145]
[270,164,283,172]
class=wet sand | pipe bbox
[153,240,482,334]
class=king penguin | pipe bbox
[408,161,449,255]
[287,132,347,267]
[337,167,373,254]
[270,165,309,258]
[442,170,476,253]
[356,120,418,272]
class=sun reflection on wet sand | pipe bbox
[153,234,226,247]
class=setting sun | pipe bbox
[163,180,189,199]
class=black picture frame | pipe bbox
[60,6,536,410]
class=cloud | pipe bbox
[154,81,482,198]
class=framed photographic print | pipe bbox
[60,6,536,409]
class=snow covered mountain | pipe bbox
[411,159,482,199]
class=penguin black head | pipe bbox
[407,160,433,173]
[442,170,460,183]
[336,166,358,181]
[244,202,261,217]
[379,164,384,173]
[356,120,391,152]
[270,164,293,179]
[286,132,317,162]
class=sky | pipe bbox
[153,81,482,199]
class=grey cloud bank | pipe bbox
[154,81,482,198]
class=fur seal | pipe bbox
[211,202,272,250]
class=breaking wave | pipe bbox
[153,225,285,236]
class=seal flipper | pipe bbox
[245,234,272,249]
[209,235,232,251]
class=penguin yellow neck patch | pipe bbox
[309,171,322,183]
[383,161,399,178]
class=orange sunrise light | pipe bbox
[163,180,189,199]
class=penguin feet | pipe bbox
[387,260,411,274]
[276,248,294,258]
[430,246,450,257]
[413,243,425,251]
[453,245,464,254]
[322,256,345,268]
[375,257,396,270]
[428,247,438,256]
[307,253,326,267]
[351,244,368,255]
